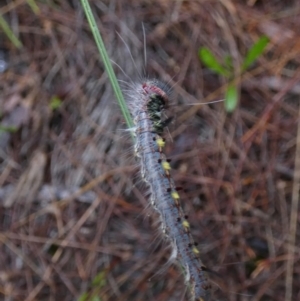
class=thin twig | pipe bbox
[284,100,300,301]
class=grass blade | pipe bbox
[80,0,134,133]
[26,0,40,15]
[0,14,23,49]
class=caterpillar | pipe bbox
[126,79,212,301]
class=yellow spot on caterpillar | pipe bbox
[192,246,200,255]
[156,137,165,150]
[171,190,180,205]
[171,191,180,200]
[162,161,171,175]
[182,220,190,230]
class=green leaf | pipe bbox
[91,296,101,301]
[92,271,106,288]
[224,54,233,71]
[198,47,230,77]
[242,36,269,71]
[49,96,62,110]
[0,125,18,133]
[77,292,88,301]
[225,84,238,113]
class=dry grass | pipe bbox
[0,0,300,300]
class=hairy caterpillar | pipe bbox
[126,79,212,301]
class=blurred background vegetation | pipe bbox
[0,1,300,300]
